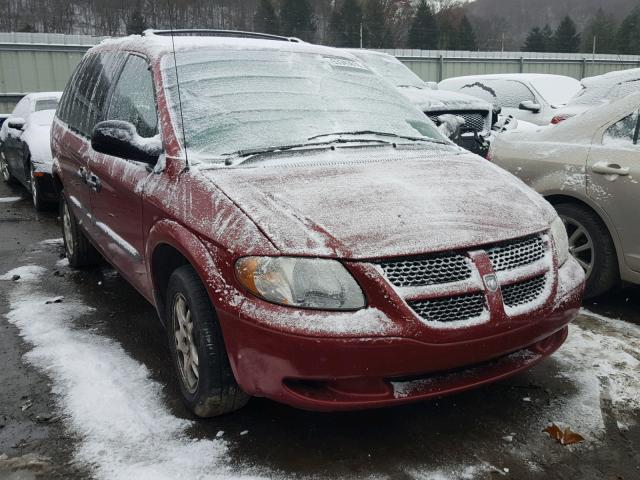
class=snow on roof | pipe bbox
[442,73,575,82]
[582,67,640,85]
[93,31,343,60]
[24,91,62,100]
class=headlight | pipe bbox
[235,257,365,310]
[550,217,569,266]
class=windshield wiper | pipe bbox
[307,130,446,144]
[221,137,396,165]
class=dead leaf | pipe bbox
[561,427,584,445]
[543,423,584,445]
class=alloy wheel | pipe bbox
[173,293,200,394]
[561,215,595,279]
[62,201,75,258]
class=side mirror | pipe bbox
[91,120,161,164]
[8,117,25,130]
[519,100,541,113]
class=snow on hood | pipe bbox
[202,145,556,259]
[398,87,492,112]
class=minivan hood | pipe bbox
[204,146,555,259]
[398,87,492,113]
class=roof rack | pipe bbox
[145,29,301,43]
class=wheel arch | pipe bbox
[544,193,624,273]
[146,219,238,327]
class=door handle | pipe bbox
[87,174,101,192]
[592,161,630,176]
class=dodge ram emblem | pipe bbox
[483,274,499,292]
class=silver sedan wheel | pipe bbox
[561,215,595,279]
[62,201,75,258]
[0,152,9,182]
[173,293,199,394]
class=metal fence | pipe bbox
[377,49,640,83]
[3,33,640,112]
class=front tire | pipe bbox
[555,202,618,298]
[166,265,249,417]
[30,164,46,211]
[60,192,101,268]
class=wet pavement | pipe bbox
[1,179,639,480]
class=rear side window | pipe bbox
[106,55,158,138]
[58,52,127,137]
[603,110,640,147]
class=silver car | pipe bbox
[489,93,640,297]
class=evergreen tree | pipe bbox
[407,0,438,50]
[328,0,363,47]
[553,16,580,53]
[126,9,146,35]
[581,8,618,54]
[254,0,279,36]
[362,0,390,48]
[280,0,315,41]
[522,27,547,52]
[541,24,554,50]
[617,6,640,55]
[456,15,477,51]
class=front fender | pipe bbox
[145,219,246,322]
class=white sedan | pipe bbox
[489,92,640,297]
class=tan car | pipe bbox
[489,93,640,297]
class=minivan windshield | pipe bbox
[161,48,445,160]
[350,51,426,89]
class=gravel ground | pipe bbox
[1,180,639,480]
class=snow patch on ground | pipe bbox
[0,196,23,203]
[551,310,640,438]
[0,265,47,282]
[3,266,266,480]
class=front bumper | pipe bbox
[218,257,584,411]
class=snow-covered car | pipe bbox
[0,92,61,210]
[52,30,584,417]
[550,68,640,124]
[489,93,640,298]
[439,74,581,126]
[346,49,493,155]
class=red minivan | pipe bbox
[51,30,585,417]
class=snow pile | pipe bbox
[3,266,266,480]
[551,309,640,437]
[0,196,23,203]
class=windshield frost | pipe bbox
[352,52,425,89]
[161,48,443,159]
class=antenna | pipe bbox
[167,0,189,168]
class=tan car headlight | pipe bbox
[550,217,569,267]
[235,257,365,310]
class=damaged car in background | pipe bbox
[489,92,640,298]
[347,49,494,155]
[51,30,585,417]
[439,74,581,126]
[0,92,61,210]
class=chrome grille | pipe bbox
[502,275,547,308]
[378,254,472,288]
[427,110,487,133]
[408,293,485,323]
[487,236,545,272]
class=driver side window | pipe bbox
[106,55,158,138]
[603,110,639,147]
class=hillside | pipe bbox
[466,0,638,50]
